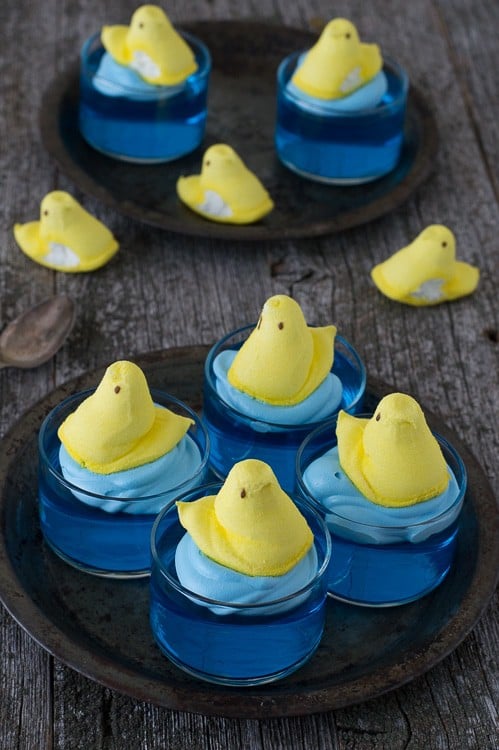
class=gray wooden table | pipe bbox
[1,0,497,748]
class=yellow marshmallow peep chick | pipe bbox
[292,18,383,100]
[371,225,480,305]
[13,191,119,273]
[102,5,197,86]
[228,294,336,405]
[337,393,450,508]
[176,144,274,224]
[177,459,313,576]
[58,360,193,474]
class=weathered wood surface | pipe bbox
[0,0,497,747]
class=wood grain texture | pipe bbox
[0,0,497,748]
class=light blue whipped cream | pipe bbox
[59,433,203,515]
[175,532,318,615]
[303,446,462,544]
[286,55,388,114]
[93,52,183,100]
[213,349,343,431]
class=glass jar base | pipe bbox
[43,538,151,579]
[79,132,199,164]
[153,636,322,687]
[327,569,451,608]
[277,155,388,185]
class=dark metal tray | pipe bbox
[40,21,438,241]
[0,346,497,719]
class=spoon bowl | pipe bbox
[0,295,75,369]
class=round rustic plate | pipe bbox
[39,20,438,241]
[0,346,497,719]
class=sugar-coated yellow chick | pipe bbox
[13,191,118,273]
[177,459,313,576]
[292,18,383,100]
[337,393,449,508]
[176,144,274,225]
[228,294,336,405]
[58,360,193,474]
[102,5,197,85]
[371,225,480,306]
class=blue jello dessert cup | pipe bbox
[79,30,211,163]
[150,481,331,686]
[296,422,467,606]
[275,53,408,184]
[202,324,366,493]
[38,390,210,577]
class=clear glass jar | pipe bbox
[150,483,331,685]
[79,31,211,162]
[296,422,467,606]
[275,54,409,184]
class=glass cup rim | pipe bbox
[80,29,212,94]
[151,481,332,610]
[296,421,468,531]
[277,52,409,117]
[204,322,367,430]
[39,387,210,505]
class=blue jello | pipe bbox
[149,484,331,685]
[275,53,408,184]
[202,324,366,493]
[38,389,210,577]
[296,424,467,606]
[79,31,211,163]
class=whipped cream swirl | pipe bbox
[59,433,204,515]
[93,52,185,100]
[175,532,319,615]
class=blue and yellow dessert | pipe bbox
[203,294,366,491]
[79,5,211,162]
[150,459,331,684]
[275,17,408,183]
[298,393,467,605]
[38,361,209,576]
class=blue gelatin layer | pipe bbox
[328,524,459,606]
[39,483,153,575]
[79,32,211,163]
[275,53,408,183]
[39,434,155,576]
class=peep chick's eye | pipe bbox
[205,160,211,167]
[138,22,144,28]
[345,32,351,38]
[114,386,121,394]
[240,489,246,498]
[43,210,49,216]
[375,412,381,421]
[278,321,284,330]
[442,241,448,247]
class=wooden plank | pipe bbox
[0,0,497,748]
